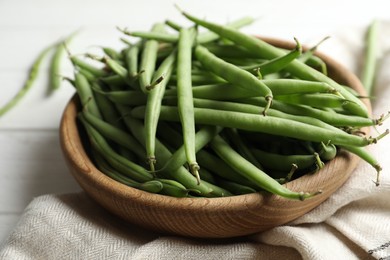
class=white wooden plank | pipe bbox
[0,130,81,213]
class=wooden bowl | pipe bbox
[59,38,370,238]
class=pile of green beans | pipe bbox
[64,12,389,200]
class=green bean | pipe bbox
[156,178,192,197]
[251,148,320,172]
[197,16,255,44]
[131,105,379,147]
[82,110,145,159]
[70,56,108,78]
[123,30,178,43]
[197,167,217,184]
[245,37,302,75]
[210,135,320,200]
[170,73,226,85]
[102,47,123,61]
[103,56,136,88]
[138,23,166,93]
[361,20,380,95]
[78,113,153,182]
[316,142,337,161]
[180,10,369,118]
[145,50,176,171]
[50,32,77,92]
[216,178,257,195]
[0,44,53,117]
[99,75,127,89]
[299,36,329,75]
[241,97,377,127]
[123,116,229,197]
[223,128,264,170]
[124,42,141,78]
[92,87,147,106]
[74,72,102,118]
[202,43,256,59]
[156,121,257,188]
[165,20,182,31]
[181,98,347,134]
[93,150,163,193]
[340,145,382,186]
[194,45,273,115]
[176,27,200,183]
[160,125,222,175]
[121,17,255,44]
[79,68,96,82]
[274,93,350,109]
[164,80,336,100]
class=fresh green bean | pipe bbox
[274,93,350,109]
[78,113,153,182]
[50,32,77,92]
[340,145,382,186]
[316,142,337,161]
[102,47,123,61]
[176,27,200,183]
[124,42,142,78]
[251,148,320,171]
[361,20,380,95]
[145,50,176,171]
[194,45,273,115]
[210,135,320,200]
[122,16,255,44]
[93,150,163,193]
[103,56,136,88]
[91,87,147,106]
[245,37,302,75]
[74,72,102,118]
[216,178,257,195]
[164,80,336,100]
[99,75,127,89]
[131,105,380,147]
[299,36,329,75]
[223,128,264,170]
[165,20,182,31]
[0,44,53,117]
[70,56,108,78]
[123,116,229,197]
[138,23,166,93]
[156,178,192,197]
[82,110,145,159]
[160,125,222,175]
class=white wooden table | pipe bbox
[0,0,388,244]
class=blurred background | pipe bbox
[0,0,389,243]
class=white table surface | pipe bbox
[1,0,389,244]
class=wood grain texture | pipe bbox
[59,38,370,238]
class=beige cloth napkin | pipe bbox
[1,24,390,260]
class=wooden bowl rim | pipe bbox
[60,36,370,213]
